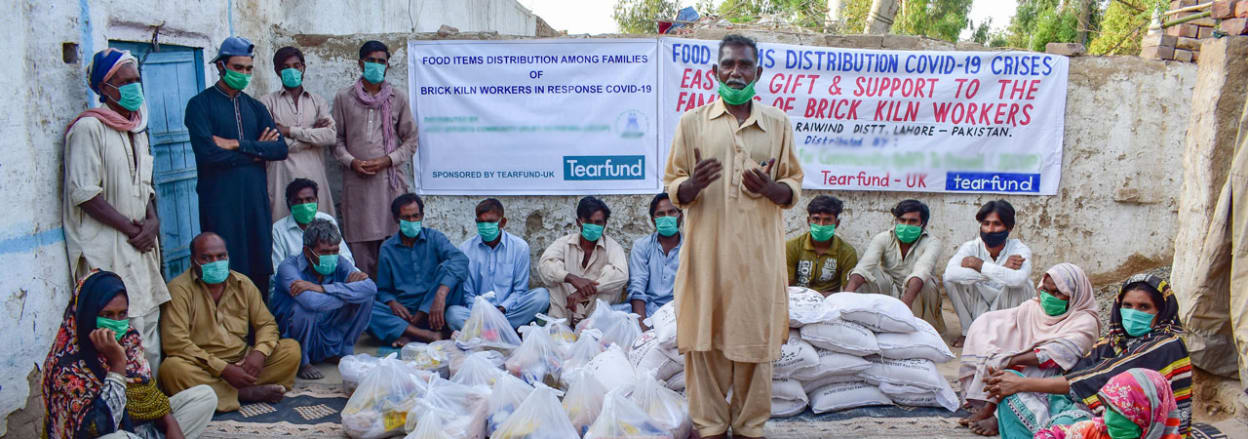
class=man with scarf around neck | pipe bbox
[185,36,288,299]
[64,48,170,374]
[662,34,804,439]
[943,199,1033,348]
[332,40,420,279]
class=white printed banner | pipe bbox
[659,37,1068,194]
[409,39,660,195]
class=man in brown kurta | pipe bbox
[664,35,803,439]
[261,46,337,221]
[332,40,419,277]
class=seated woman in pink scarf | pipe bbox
[1034,368,1184,439]
[956,262,1101,436]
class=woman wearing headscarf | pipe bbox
[1034,368,1185,439]
[42,271,216,439]
[957,263,1102,436]
[990,274,1191,438]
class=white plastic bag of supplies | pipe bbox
[492,384,580,439]
[402,340,459,371]
[404,410,452,439]
[487,374,534,435]
[859,356,948,392]
[405,377,489,439]
[646,302,678,350]
[561,369,607,436]
[339,353,381,395]
[562,329,604,377]
[449,350,503,377]
[537,313,577,350]
[787,287,832,327]
[808,381,893,414]
[450,351,505,388]
[771,378,808,417]
[772,330,819,379]
[584,388,672,439]
[583,344,639,392]
[825,292,920,333]
[342,358,430,439]
[599,312,643,351]
[629,373,691,439]
[574,299,621,334]
[628,331,683,381]
[799,318,879,355]
[875,318,955,363]
[665,371,686,392]
[454,293,522,351]
[505,322,564,386]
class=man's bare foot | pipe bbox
[969,416,998,436]
[297,364,323,380]
[959,402,994,427]
[391,336,414,348]
[952,335,966,348]
[238,384,285,404]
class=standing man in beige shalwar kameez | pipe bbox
[64,49,170,373]
[261,46,337,222]
[664,35,803,439]
[333,40,419,277]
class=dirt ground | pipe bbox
[306,275,1248,438]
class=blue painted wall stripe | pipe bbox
[0,228,66,256]
[79,0,94,103]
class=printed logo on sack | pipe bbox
[563,156,645,180]
[614,109,647,139]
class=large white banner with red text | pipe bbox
[658,37,1067,194]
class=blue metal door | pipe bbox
[109,41,204,279]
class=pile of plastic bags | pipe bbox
[340,297,692,439]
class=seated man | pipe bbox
[272,219,377,380]
[943,200,1032,347]
[538,196,628,323]
[271,178,353,299]
[628,193,682,328]
[159,232,301,412]
[845,199,946,335]
[786,195,858,296]
[272,178,354,269]
[447,198,549,331]
[368,193,468,346]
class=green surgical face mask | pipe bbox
[95,317,130,341]
[399,220,422,238]
[655,216,679,237]
[1039,291,1069,316]
[1103,407,1142,439]
[1120,307,1156,337]
[581,223,604,242]
[280,68,303,88]
[311,252,338,276]
[222,68,251,91]
[291,202,318,225]
[894,224,922,243]
[717,80,756,106]
[110,83,144,112]
[810,223,836,242]
[363,62,387,84]
[477,221,501,242]
[199,260,230,285]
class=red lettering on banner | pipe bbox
[803,98,860,120]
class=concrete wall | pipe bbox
[284,29,1196,292]
[0,1,539,436]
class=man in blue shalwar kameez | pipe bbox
[272,219,376,380]
[186,36,288,297]
[368,193,469,346]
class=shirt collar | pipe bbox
[192,267,238,290]
[283,215,305,232]
[572,233,607,250]
[707,98,768,132]
[280,88,310,99]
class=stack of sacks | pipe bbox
[637,302,687,394]
[793,289,957,414]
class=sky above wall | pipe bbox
[517,0,1018,37]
